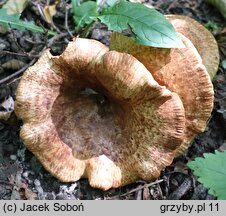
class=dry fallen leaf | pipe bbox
[0,25,8,34]
[3,0,29,15]
[43,0,60,24]
[9,173,38,200]
[24,188,38,200]
[0,96,14,120]
[0,96,14,112]
[2,59,25,71]
[0,111,12,120]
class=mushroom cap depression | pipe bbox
[110,32,214,156]
[166,15,220,80]
[15,38,185,190]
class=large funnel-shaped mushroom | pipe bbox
[15,38,185,190]
[110,32,214,156]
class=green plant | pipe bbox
[72,0,184,48]
[0,8,55,35]
[204,20,220,33]
[187,150,226,200]
[0,0,183,48]
[72,0,98,33]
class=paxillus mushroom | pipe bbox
[110,17,217,156]
[15,38,185,190]
[166,15,220,80]
[110,32,214,156]
[15,16,216,190]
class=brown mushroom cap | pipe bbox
[110,32,214,156]
[15,38,185,190]
[166,15,220,80]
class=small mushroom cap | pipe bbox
[110,32,214,156]
[15,37,185,190]
[166,15,220,80]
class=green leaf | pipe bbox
[187,150,226,200]
[0,8,55,35]
[72,1,98,32]
[204,21,220,33]
[98,0,184,48]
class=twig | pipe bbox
[47,32,71,47]
[0,29,76,86]
[97,0,108,12]
[25,38,46,45]
[0,57,39,85]
[7,77,21,86]
[109,179,164,199]
[36,2,60,33]
[37,3,48,24]
[65,2,74,38]
[9,30,28,56]
[0,31,73,86]
[2,50,39,58]
[165,0,177,13]
[167,178,192,200]
[120,179,164,197]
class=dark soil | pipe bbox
[0,0,226,200]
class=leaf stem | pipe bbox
[80,20,95,38]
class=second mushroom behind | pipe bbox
[110,27,214,156]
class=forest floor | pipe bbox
[0,0,226,200]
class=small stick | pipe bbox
[47,32,70,47]
[167,178,192,200]
[65,2,74,38]
[9,30,27,56]
[0,57,38,85]
[0,30,76,86]
[2,50,39,58]
[119,179,164,197]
